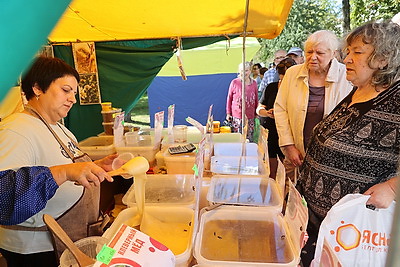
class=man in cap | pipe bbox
[258,49,287,98]
[286,47,304,64]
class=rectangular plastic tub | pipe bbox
[207,176,282,210]
[194,206,298,267]
[122,174,196,207]
[163,145,197,174]
[163,127,242,144]
[103,206,195,267]
[210,156,267,175]
[78,135,116,160]
[115,135,160,165]
[213,143,258,157]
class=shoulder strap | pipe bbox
[25,106,76,160]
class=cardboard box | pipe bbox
[94,224,175,267]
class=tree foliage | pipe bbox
[350,0,400,28]
[255,0,341,64]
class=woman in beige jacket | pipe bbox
[274,30,353,182]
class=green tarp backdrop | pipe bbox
[54,36,230,141]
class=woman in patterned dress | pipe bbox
[298,21,400,266]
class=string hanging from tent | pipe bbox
[173,37,187,80]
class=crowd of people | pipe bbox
[0,19,399,267]
[226,20,400,266]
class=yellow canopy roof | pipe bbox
[49,0,293,43]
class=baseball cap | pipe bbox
[287,47,303,57]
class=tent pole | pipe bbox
[241,0,250,139]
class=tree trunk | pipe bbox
[342,0,351,33]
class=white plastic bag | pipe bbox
[313,194,395,267]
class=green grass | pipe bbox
[129,93,150,127]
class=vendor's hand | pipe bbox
[364,178,397,209]
[94,153,118,172]
[226,114,232,122]
[281,145,303,167]
[50,162,114,189]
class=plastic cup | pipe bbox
[173,125,188,143]
[213,121,220,133]
[125,131,139,146]
[101,102,112,111]
[112,152,134,177]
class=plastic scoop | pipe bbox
[108,156,149,178]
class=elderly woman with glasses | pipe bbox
[274,30,353,183]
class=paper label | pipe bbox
[167,105,175,144]
[113,111,125,147]
[154,111,164,148]
[94,224,175,267]
[186,116,204,134]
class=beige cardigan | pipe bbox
[274,58,353,156]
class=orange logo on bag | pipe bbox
[335,224,361,251]
[330,220,390,253]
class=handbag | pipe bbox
[312,194,395,267]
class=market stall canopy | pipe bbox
[48,0,293,43]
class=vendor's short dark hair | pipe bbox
[21,56,80,100]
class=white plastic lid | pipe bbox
[213,142,258,157]
[207,175,282,209]
[210,156,259,175]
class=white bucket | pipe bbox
[59,236,108,267]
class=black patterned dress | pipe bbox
[298,81,400,221]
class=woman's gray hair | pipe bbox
[304,30,339,53]
[345,21,400,88]
[237,61,252,72]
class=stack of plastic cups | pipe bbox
[101,102,121,135]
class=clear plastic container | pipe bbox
[78,135,116,160]
[173,125,188,143]
[103,206,195,267]
[210,156,264,175]
[162,127,241,144]
[207,176,282,210]
[101,108,121,122]
[125,131,139,146]
[213,143,259,157]
[122,174,196,207]
[194,206,297,266]
[163,145,197,174]
[115,136,160,164]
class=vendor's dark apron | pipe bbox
[2,107,105,259]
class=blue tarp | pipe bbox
[148,73,236,127]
